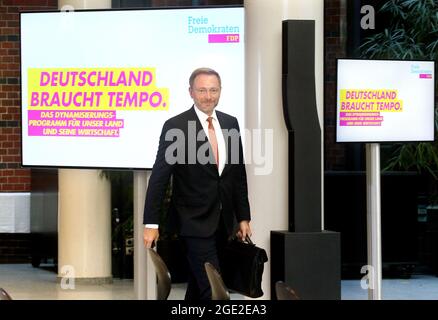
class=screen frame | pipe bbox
[335,57,436,144]
[19,5,245,170]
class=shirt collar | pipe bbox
[193,104,218,123]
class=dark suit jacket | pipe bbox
[143,106,250,238]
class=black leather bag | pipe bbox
[221,236,268,298]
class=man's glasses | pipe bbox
[193,88,221,95]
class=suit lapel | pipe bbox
[216,111,233,176]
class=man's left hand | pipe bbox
[236,220,252,241]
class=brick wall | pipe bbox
[0,0,57,192]
[324,0,348,170]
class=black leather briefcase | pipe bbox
[221,236,268,298]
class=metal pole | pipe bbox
[366,143,382,300]
[133,170,156,299]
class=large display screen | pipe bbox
[20,7,245,168]
[336,59,435,142]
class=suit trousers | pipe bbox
[180,217,229,300]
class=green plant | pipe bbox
[360,0,438,61]
[359,0,438,200]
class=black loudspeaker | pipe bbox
[282,20,321,232]
[270,20,341,300]
[271,231,341,300]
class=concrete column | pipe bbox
[244,0,324,299]
[57,0,112,284]
[59,0,110,10]
[58,169,111,283]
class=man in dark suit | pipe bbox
[143,68,251,300]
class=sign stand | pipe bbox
[366,143,382,300]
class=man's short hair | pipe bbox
[189,68,221,88]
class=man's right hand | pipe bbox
[143,228,159,248]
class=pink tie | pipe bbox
[207,117,219,167]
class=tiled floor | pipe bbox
[0,264,244,300]
[342,275,438,300]
[1,263,438,300]
[0,264,134,300]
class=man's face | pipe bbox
[189,74,221,116]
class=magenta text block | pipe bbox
[208,34,239,43]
